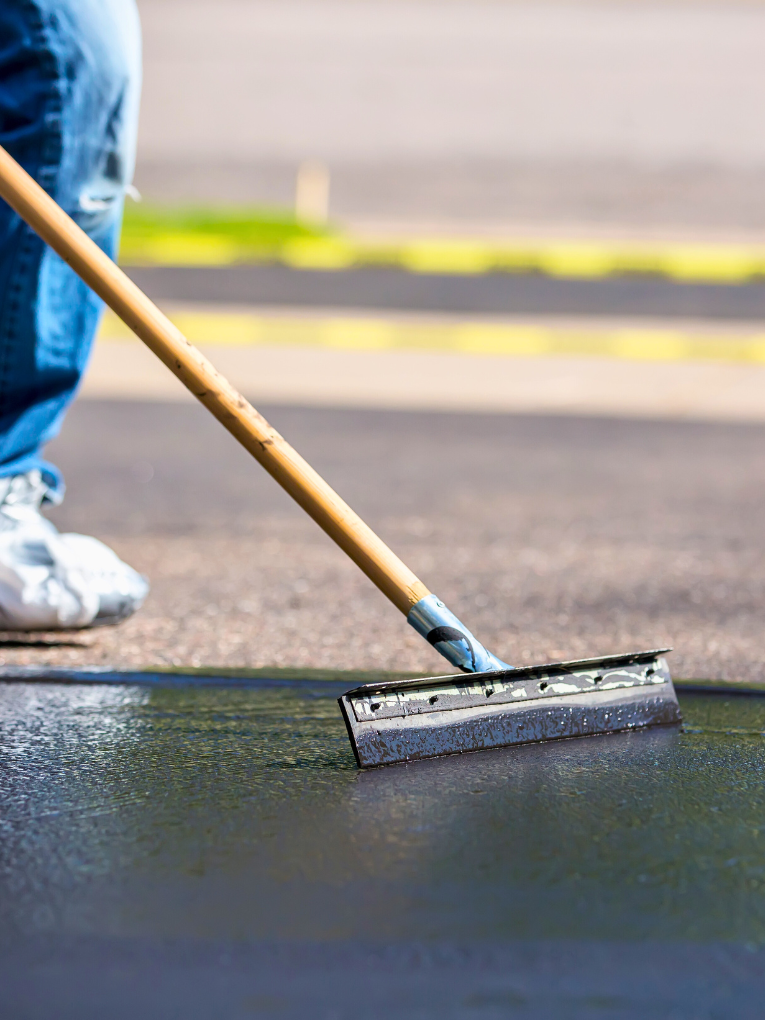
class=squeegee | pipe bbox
[0,146,682,767]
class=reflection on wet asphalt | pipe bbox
[1,683,765,1018]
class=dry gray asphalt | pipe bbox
[0,398,761,683]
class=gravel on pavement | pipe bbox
[0,400,761,683]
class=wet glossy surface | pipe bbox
[1,682,765,1018]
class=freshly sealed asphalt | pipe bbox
[127,265,765,320]
[1,682,765,1019]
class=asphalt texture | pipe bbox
[126,265,765,321]
[0,400,756,682]
[2,684,765,1019]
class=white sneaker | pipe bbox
[0,471,149,630]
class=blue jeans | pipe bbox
[0,0,140,494]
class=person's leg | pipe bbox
[0,0,141,493]
[0,0,147,629]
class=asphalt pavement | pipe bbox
[127,265,765,320]
[0,399,757,683]
[2,683,764,1018]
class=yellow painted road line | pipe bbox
[118,233,765,283]
[99,309,765,364]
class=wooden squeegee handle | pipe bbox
[0,146,430,615]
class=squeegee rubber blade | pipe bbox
[339,651,681,768]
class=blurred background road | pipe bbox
[135,0,765,234]
[5,0,765,681]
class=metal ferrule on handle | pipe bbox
[408,594,513,673]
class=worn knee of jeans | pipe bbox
[49,0,142,245]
